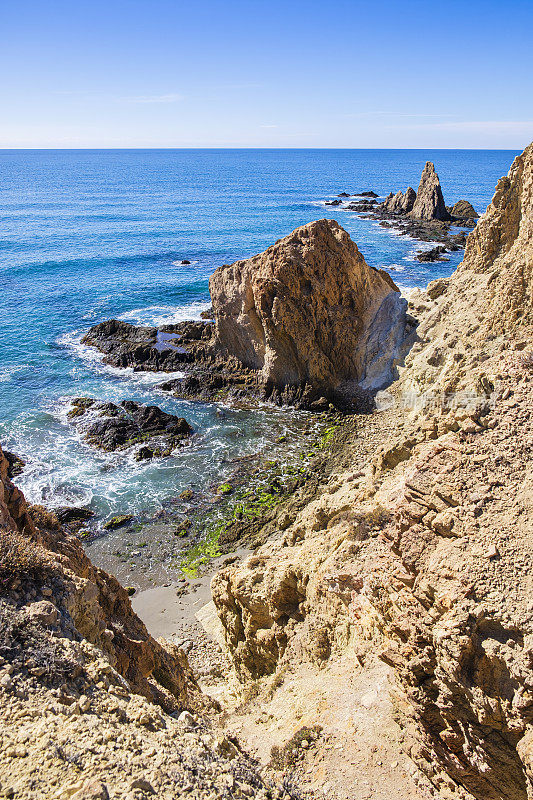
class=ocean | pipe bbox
[0,148,518,526]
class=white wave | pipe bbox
[57,329,185,382]
[171,259,199,267]
[0,365,25,383]
[118,301,211,327]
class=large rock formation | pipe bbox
[209,219,408,397]
[449,199,479,220]
[0,443,195,711]
[410,161,451,221]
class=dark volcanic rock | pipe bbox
[55,506,95,530]
[337,192,351,197]
[81,319,214,372]
[355,191,378,197]
[415,245,450,262]
[325,199,342,206]
[3,450,25,479]
[345,199,377,211]
[68,398,192,455]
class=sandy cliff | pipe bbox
[0,446,293,800]
[2,144,532,800]
[212,143,533,799]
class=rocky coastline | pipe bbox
[327,160,480,261]
[1,143,533,800]
[82,219,414,413]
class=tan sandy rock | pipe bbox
[209,219,408,396]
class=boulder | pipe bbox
[209,219,408,396]
[399,186,417,212]
[410,162,451,221]
[68,398,192,454]
[450,199,479,220]
[55,506,94,529]
[415,245,449,262]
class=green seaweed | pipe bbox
[179,523,224,577]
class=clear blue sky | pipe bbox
[1,0,532,148]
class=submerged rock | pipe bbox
[209,219,409,398]
[415,245,449,262]
[68,398,192,455]
[103,513,134,530]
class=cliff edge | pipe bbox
[212,144,533,800]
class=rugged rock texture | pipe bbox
[383,187,416,213]
[0,444,196,712]
[81,319,213,372]
[82,223,411,408]
[0,444,300,799]
[449,199,479,220]
[410,161,451,221]
[415,245,449,262]
[68,398,192,457]
[212,143,533,800]
[209,219,408,396]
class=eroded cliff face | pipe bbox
[0,445,300,799]
[0,444,195,712]
[209,219,408,396]
[212,144,533,800]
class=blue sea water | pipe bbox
[0,148,518,521]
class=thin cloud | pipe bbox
[398,120,533,132]
[343,111,455,119]
[260,124,278,128]
[121,93,184,104]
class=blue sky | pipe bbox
[1,0,532,148]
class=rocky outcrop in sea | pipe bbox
[68,398,192,458]
[333,161,480,259]
[83,220,412,411]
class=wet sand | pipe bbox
[132,547,249,641]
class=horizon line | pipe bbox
[0,146,522,152]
